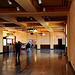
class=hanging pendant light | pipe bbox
[16,7,20,11]
[38,0,42,4]
[8,0,12,5]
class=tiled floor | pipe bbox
[0,49,75,75]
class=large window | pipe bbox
[3,39,6,46]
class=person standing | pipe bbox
[26,42,30,54]
[15,41,21,65]
[31,42,34,53]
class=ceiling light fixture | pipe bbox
[33,29,38,32]
[39,33,46,36]
[30,18,33,20]
[27,28,37,33]
[27,16,29,18]
[27,23,38,33]
[30,33,34,35]
[38,0,42,4]
[16,7,20,11]
[8,0,12,5]
[27,28,33,32]
[42,33,45,36]
[43,7,46,12]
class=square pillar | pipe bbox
[0,28,3,53]
[50,32,54,49]
[37,33,41,49]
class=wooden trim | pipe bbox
[40,44,50,49]
[68,61,75,74]
[54,45,65,49]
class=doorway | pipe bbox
[58,39,62,49]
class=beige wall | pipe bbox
[41,32,50,45]
[15,31,65,45]
[15,32,50,44]
[69,0,75,70]
[54,32,65,45]
[15,31,27,43]
[27,32,50,45]
[0,28,3,52]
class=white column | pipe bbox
[24,31,27,43]
[50,32,54,49]
[0,28,3,53]
[37,33,41,49]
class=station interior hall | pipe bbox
[0,0,75,75]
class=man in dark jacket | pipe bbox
[15,41,21,61]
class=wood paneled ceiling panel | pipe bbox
[16,17,37,22]
[48,23,66,27]
[0,0,26,12]
[42,0,63,7]
[4,23,21,27]
[42,16,67,22]
[35,0,68,7]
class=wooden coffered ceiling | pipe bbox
[0,0,72,32]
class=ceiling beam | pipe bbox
[0,7,69,13]
[4,27,22,32]
[0,12,68,17]
[0,21,39,24]
[0,22,12,24]
[0,21,66,24]
[15,0,37,12]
